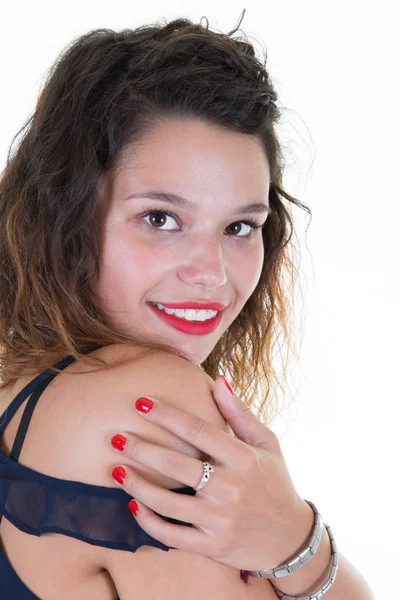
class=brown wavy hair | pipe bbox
[0,10,311,425]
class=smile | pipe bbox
[147,302,224,336]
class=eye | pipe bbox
[142,210,179,231]
[225,220,261,238]
[140,209,264,238]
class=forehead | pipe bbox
[116,118,270,193]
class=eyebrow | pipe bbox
[124,190,271,215]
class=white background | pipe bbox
[1,2,398,598]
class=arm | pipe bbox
[42,343,372,600]
[98,346,375,600]
[41,343,236,599]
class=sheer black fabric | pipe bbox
[0,453,195,551]
[0,346,195,599]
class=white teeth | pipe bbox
[154,303,218,322]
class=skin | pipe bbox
[91,117,271,366]
[0,119,374,600]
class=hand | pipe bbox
[109,375,314,573]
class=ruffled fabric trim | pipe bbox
[0,451,195,552]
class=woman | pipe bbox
[0,12,374,600]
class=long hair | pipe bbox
[0,11,311,425]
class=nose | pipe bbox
[177,235,227,289]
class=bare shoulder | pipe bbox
[15,342,229,488]
[2,344,278,599]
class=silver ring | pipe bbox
[195,461,215,490]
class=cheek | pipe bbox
[234,242,264,296]
[97,228,166,294]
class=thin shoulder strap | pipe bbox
[0,356,75,436]
[9,346,102,462]
[9,377,56,461]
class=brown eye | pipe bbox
[141,208,261,239]
[142,210,179,230]
[225,220,260,237]
[149,212,167,227]
[226,222,245,235]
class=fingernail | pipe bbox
[128,500,139,516]
[111,434,126,451]
[112,465,126,484]
[240,570,250,583]
[222,375,234,394]
[136,397,154,413]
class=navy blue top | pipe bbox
[0,346,195,599]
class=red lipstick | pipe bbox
[147,302,224,335]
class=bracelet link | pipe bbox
[270,524,338,600]
[245,500,339,600]
[248,500,323,579]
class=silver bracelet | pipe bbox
[247,500,323,579]
[270,522,338,600]
[244,499,339,598]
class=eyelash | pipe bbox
[140,208,264,239]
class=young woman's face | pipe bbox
[92,118,271,366]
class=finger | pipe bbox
[128,496,214,556]
[110,431,200,467]
[134,397,251,468]
[212,376,280,450]
[111,433,207,490]
[110,464,218,531]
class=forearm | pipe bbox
[272,525,376,599]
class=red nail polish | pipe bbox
[136,397,154,413]
[128,500,139,516]
[111,434,126,451]
[112,466,126,484]
[240,570,250,583]
[222,376,234,394]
